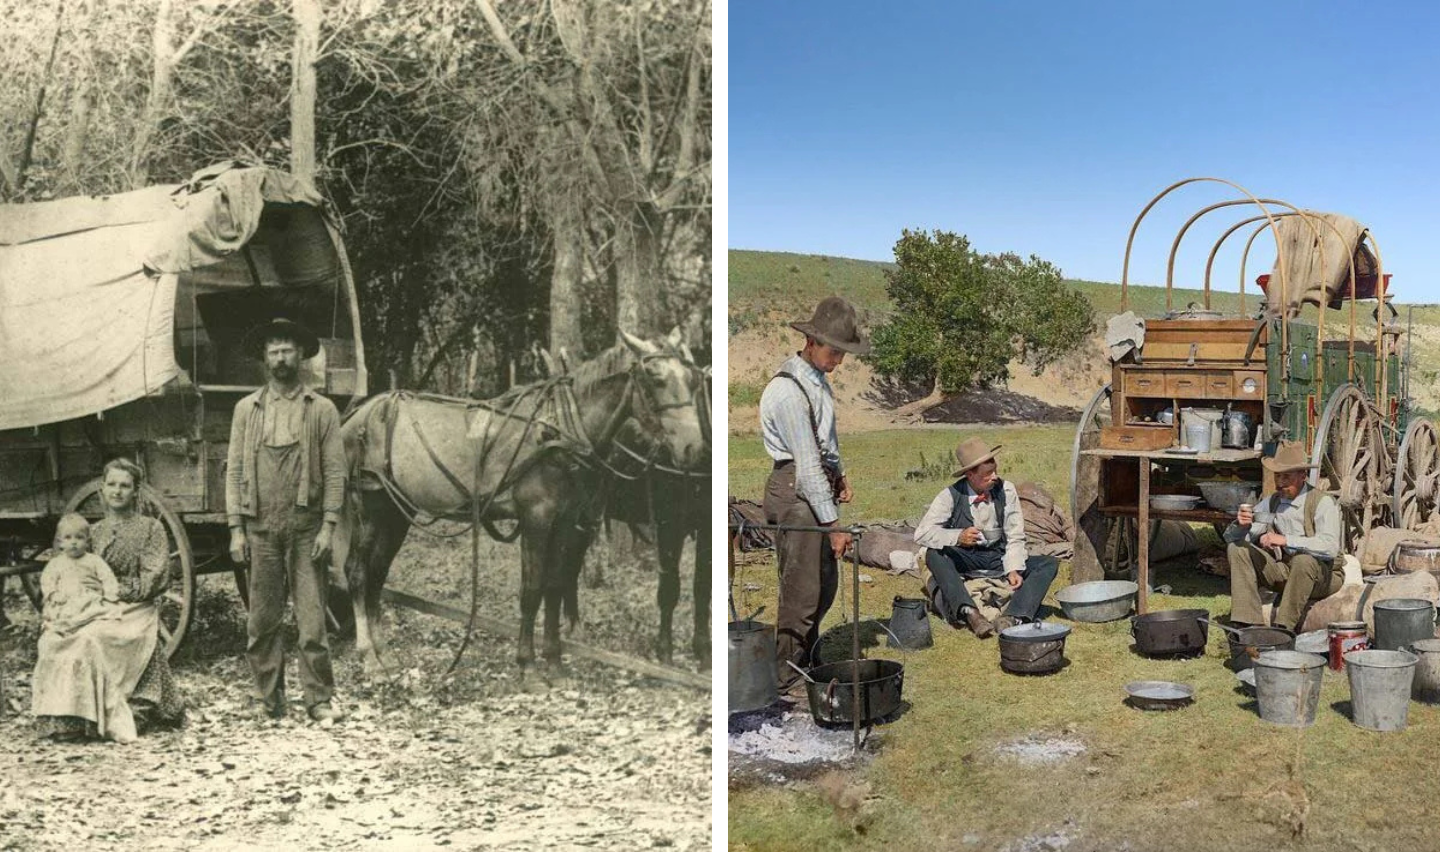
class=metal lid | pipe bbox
[1000,621,1071,641]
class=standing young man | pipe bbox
[759,296,866,694]
[227,318,346,725]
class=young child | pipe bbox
[40,513,120,637]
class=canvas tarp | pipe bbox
[1265,210,1373,317]
[0,164,331,431]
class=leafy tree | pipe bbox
[868,229,1095,395]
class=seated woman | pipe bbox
[31,459,185,741]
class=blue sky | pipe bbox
[729,2,1440,302]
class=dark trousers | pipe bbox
[925,546,1058,622]
[764,464,838,689]
[246,524,334,709]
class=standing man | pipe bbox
[914,438,1059,637]
[1224,441,1342,630]
[759,296,866,695]
[227,318,346,725]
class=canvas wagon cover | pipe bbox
[1265,210,1374,317]
[0,163,330,431]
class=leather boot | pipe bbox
[964,608,995,639]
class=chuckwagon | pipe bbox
[0,163,367,656]
[1070,177,1430,609]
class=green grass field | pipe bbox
[728,428,1440,852]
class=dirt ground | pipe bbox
[0,529,711,852]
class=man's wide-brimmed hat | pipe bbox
[790,296,870,355]
[952,437,1002,477]
[1262,441,1319,474]
[242,317,320,360]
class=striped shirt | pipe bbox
[759,354,844,524]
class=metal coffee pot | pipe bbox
[1221,408,1253,449]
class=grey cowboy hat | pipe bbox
[952,437,1002,477]
[790,295,870,355]
[242,317,320,360]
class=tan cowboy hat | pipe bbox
[1261,441,1319,473]
[790,295,870,355]
[952,437,1002,477]
[242,317,320,360]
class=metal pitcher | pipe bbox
[886,596,933,649]
[1221,408,1253,449]
[728,620,778,712]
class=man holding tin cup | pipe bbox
[1223,441,1343,630]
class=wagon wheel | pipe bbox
[1394,417,1440,530]
[65,480,195,660]
[1072,384,1131,581]
[1309,384,1384,550]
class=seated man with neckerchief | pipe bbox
[913,437,1059,637]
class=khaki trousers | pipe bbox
[764,463,838,690]
[1228,543,1343,629]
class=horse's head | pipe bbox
[619,328,710,471]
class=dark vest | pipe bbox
[945,478,1008,551]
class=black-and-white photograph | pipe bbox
[0,0,712,848]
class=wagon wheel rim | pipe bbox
[1394,417,1440,530]
[1070,383,1113,523]
[64,479,195,660]
[1310,384,1382,549]
[1072,384,1134,577]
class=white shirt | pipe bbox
[759,354,843,524]
[913,479,1029,574]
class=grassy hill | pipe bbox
[729,248,1439,324]
[728,248,1257,325]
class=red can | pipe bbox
[1328,621,1369,671]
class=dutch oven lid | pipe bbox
[1000,621,1071,642]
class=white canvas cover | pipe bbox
[0,164,331,431]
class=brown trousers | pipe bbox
[1228,543,1343,629]
[764,463,838,689]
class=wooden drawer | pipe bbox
[1203,373,1234,397]
[1125,370,1166,397]
[1099,425,1174,451]
[1165,372,1206,398]
[1235,370,1265,399]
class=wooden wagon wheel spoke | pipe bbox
[1312,384,1381,551]
[64,479,195,659]
[1395,417,1440,530]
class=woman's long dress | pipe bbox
[31,514,183,740]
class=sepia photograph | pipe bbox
[726,2,1440,850]
[0,0,712,849]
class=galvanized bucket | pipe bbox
[1373,598,1436,651]
[1408,638,1440,703]
[1345,649,1419,732]
[727,620,778,713]
[886,596,933,650]
[1253,650,1326,727]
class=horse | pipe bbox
[599,362,711,668]
[335,330,707,673]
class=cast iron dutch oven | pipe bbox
[1226,626,1295,672]
[803,659,904,727]
[1130,609,1210,657]
[999,621,1072,674]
